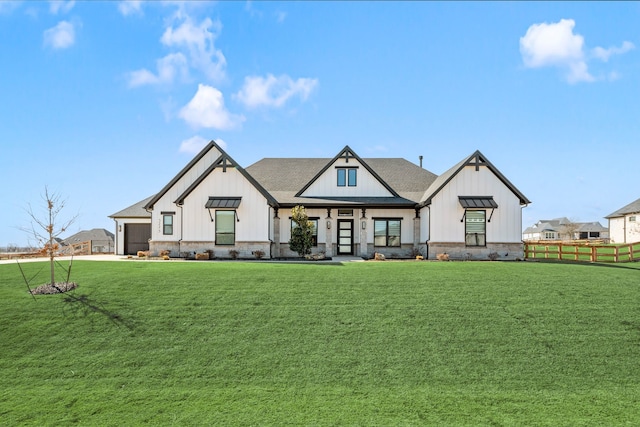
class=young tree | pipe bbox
[289,205,313,257]
[22,187,77,288]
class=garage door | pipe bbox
[124,223,151,255]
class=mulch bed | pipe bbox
[30,282,78,295]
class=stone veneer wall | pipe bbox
[149,240,272,259]
[427,242,524,261]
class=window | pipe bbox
[337,168,357,187]
[162,213,174,235]
[544,231,555,240]
[465,210,486,246]
[215,211,235,245]
[338,209,353,217]
[630,216,636,222]
[291,218,318,246]
[374,219,401,247]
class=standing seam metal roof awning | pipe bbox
[458,196,498,209]
[205,197,241,208]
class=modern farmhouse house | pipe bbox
[111,141,530,260]
[606,197,640,244]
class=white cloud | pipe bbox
[179,84,244,130]
[118,0,143,17]
[234,74,318,109]
[43,20,75,50]
[49,0,75,14]
[161,17,226,82]
[592,41,635,62]
[127,52,188,87]
[520,19,593,83]
[520,19,635,84]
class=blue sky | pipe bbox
[1,1,639,247]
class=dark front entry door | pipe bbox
[337,219,353,255]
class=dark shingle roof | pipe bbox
[245,157,438,205]
[109,196,153,218]
[62,228,114,245]
[605,197,640,218]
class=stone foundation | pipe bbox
[149,241,272,259]
[427,242,524,261]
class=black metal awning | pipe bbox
[205,197,241,209]
[459,196,498,222]
[458,196,498,209]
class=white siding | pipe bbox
[180,167,271,242]
[609,215,640,244]
[149,146,223,242]
[429,166,524,243]
[419,207,430,242]
[300,158,394,198]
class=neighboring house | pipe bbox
[605,197,640,244]
[61,228,115,253]
[523,218,609,242]
[109,196,153,255]
[112,141,530,260]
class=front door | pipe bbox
[337,219,353,255]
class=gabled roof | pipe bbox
[605,197,640,218]
[109,196,153,218]
[144,140,277,210]
[523,218,607,234]
[62,228,115,245]
[245,151,438,206]
[418,150,530,207]
[173,150,278,207]
[294,146,400,198]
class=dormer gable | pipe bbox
[295,146,400,198]
[419,150,531,207]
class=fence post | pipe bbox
[591,246,596,262]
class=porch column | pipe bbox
[325,209,333,257]
[359,208,368,257]
[413,209,421,249]
[273,208,280,258]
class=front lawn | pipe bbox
[1,260,639,425]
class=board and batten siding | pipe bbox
[429,166,524,243]
[179,167,271,242]
[609,215,640,244]
[300,158,394,198]
[149,146,223,242]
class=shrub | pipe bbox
[488,252,499,261]
[253,250,265,259]
[159,250,171,257]
[229,249,239,260]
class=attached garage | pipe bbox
[109,196,153,255]
[124,223,151,255]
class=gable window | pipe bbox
[215,211,235,245]
[374,219,401,247]
[291,218,318,246]
[465,210,486,246]
[337,168,357,187]
[162,212,174,235]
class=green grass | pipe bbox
[1,260,640,425]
